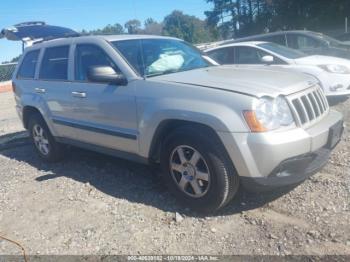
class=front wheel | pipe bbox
[160,126,239,213]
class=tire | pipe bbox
[160,126,240,213]
[28,113,65,162]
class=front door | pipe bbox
[69,44,139,154]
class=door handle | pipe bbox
[35,88,46,94]
[72,91,87,98]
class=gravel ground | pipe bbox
[0,92,349,256]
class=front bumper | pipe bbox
[218,110,343,189]
[240,147,331,190]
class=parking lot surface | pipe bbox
[0,91,349,255]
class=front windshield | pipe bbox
[258,42,307,59]
[112,39,209,77]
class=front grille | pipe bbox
[287,85,329,127]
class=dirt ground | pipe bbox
[0,91,349,256]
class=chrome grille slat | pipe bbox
[317,89,327,111]
[304,95,316,120]
[314,91,325,113]
[287,85,329,128]
[309,92,321,117]
[298,97,310,123]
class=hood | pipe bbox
[152,65,317,97]
[295,55,350,67]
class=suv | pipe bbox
[12,33,343,212]
[230,30,350,59]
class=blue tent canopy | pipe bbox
[0,21,80,42]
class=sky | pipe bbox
[0,0,211,63]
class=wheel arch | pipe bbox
[148,119,233,167]
[22,106,42,129]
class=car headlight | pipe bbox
[319,64,350,74]
[243,96,294,132]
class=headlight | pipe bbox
[243,96,294,132]
[319,64,350,74]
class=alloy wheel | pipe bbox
[169,145,210,198]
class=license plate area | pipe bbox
[326,121,344,149]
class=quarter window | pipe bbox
[17,50,40,79]
[39,46,69,80]
[75,44,120,81]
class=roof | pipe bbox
[205,41,267,52]
[222,30,322,45]
[99,34,179,42]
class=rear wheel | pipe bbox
[28,114,65,162]
[160,126,239,213]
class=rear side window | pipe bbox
[17,50,40,79]
[39,46,69,80]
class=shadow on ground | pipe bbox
[0,135,297,217]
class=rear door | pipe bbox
[68,43,138,153]
[36,44,78,139]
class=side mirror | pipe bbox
[261,55,274,65]
[87,66,127,85]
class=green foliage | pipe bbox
[206,0,350,38]
[163,10,218,43]
[143,18,163,35]
[124,19,142,34]
[80,11,217,43]
[83,23,125,35]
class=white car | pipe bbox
[205,41,350,97]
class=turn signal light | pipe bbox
[243,111,267,133]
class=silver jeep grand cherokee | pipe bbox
[12,34,343,212]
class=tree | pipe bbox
[124,19,141,34]
[205,0,269,38]
[143,18,163,35]
[163,10,217,43]
[83,23,124,35]
[205,0,350,38]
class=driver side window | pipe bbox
[75,44,120,82]
[207,47,234,64]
